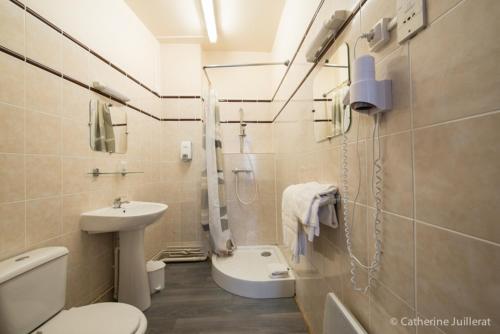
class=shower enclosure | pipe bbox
[201,60,295,298]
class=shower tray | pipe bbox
[211,245,295,298]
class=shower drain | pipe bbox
[260,251,272,257]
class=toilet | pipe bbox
[0,247,147,334]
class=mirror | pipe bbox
[312,43,351,142]
[89,100,127,153]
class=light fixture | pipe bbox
[305,10,349,63]
[201,0,217,43]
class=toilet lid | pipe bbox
[36,303,142,334]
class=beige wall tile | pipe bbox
[66,263,91,307]
[320,147,341,184]
[0,0,25,55]
[62,80,90,121]
[60,230,88,268]
[322,240,345,298]
[26,196,62,245]
[227,197,277,246]
[62,117,91,157]
[62,37,89,84]
[411,320,447,334]
[0,103,24,153]
[414,112,500,243]
[367,131,413,217]
[25,110,62,154]
[25,64,62,115]
[26,14,62,71]
[369,282,416,334]
[0,52,25,107]
[342,278,370,331]
[368,210,415,306]
[0,154,25,203]
[62,193,90,233]
[376,46,411,136]
[88,252,113,296]
[180,201,200,242]
[25,155,62,199]
[345,141,368,205]
[411,0,500,127]
[62,157,92,194]
[348,203,368,265]
[416,223,500,334]
[165,202,181,242]
[0,201,26,260]
[427,0,464,24]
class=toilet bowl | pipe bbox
[35,303,147,334]
[0,247,148,334]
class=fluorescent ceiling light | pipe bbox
[201,0,217,43]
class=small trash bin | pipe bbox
[147,260,165,294]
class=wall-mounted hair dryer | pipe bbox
[347,55,392,115]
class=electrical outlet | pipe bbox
[397,0,426,43]
[369,18,391,52]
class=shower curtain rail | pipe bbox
[203,60,290,86]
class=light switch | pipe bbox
[397,0,426,44]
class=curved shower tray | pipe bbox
[211,245,295,299]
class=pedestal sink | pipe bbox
[80,201,168,311]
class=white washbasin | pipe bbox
[80,201,167,311]
[80,201,168,233]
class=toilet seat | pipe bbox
[34,303,147,334]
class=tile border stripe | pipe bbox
[218,99,272,103]
[0,44,25,61]
[4,0,284,123]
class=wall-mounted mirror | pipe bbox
[312,43,351,142]
[89,100,127,153]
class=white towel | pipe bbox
[318,194,339,229]
[267,263,289,278]
[282,185,308,262]
[282,182,338,263]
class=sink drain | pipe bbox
[260,251,272,257]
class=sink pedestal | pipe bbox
[118,229,151,311]
[80,201,168,311]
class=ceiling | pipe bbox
[124,0,286,52]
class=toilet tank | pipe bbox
[0,247,69,334]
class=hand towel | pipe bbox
[282,185,308,262]
[91,100,116,153]
[282,182,338,263]
[102,103,116,152]
[318,194,339,228]
[292,182,337,241]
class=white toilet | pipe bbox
[0,247,147,334]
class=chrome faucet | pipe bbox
[113,197,130,209]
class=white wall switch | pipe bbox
[397,0,426,44]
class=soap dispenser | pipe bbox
[180,141,192,161]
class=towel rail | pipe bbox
[319,192,340,206]
[88,168,144,177]
[231,168,253,174]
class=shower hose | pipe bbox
[235,154,259,205]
